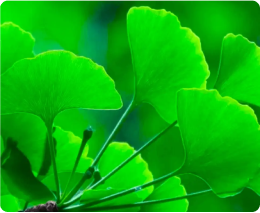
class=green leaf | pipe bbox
[80,188,142,211]
[98,142,154,200]
[176,88,260,197]
[214,34,260,107]
[141,176,188,212]
[127,6,209,123]
[1,22,35,74]
[1,195,20,212]
[51,126,93,175]
[1,138,55,204]
[1,50,122,125]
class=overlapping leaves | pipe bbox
[1,5,260,213]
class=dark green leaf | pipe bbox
[1,138,54,204]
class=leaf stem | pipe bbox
[63,189,212,211]
[90,120,177,189]
[92,100,135,167]
[46,123,61,202]
[61,120,177,206]
[62,169,179,210]
[61,127,93,201]
[59,100,135,205]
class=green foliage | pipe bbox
[1,3,260,212]
[1,139,54,204]
[176,89,260,197]
[141,176,188,212]
[97,142,154,199]
[127,6,210,123]
[214,34,260,107]
[1,50,122,125]
[1,22,35,74]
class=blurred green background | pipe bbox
[1,1,260,212]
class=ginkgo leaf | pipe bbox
[214,34,260,107]
[127,7,209,123]
[1,50,122,126]
[51,126,93,175]
[97,142,154,200]
[141,176,188,212]
[176,88,260,198]
[1,22,35,74]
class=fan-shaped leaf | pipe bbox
[177,89,260,197]
[214,34,260,106]
[141,176,188,212]
[127,7,209,123]
[1,50,122,125]
[98,142,154,200]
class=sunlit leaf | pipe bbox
[177,88,260,197]
[98,142,154,200]
[1,22,35,74]
[127,6,209,123]
[80,188,141,211]
[1,138,54,204]
[141,176,188,212]
[248,170,260,196]
[214,34,260,106]
[1,50,122,125]
[50,126,93,175]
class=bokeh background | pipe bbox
[1,1,260,211]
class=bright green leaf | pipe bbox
[51,126,93,175]
[127,6,209,123]
[141,176,188,212]
[177,88,260,197]
[1,194,20,212]
[1,22,35,74]
[1,139,55,204]
[214,34,260,107]
[98,142,154,200]
[80,188,141,211]
[1,50,122,125]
